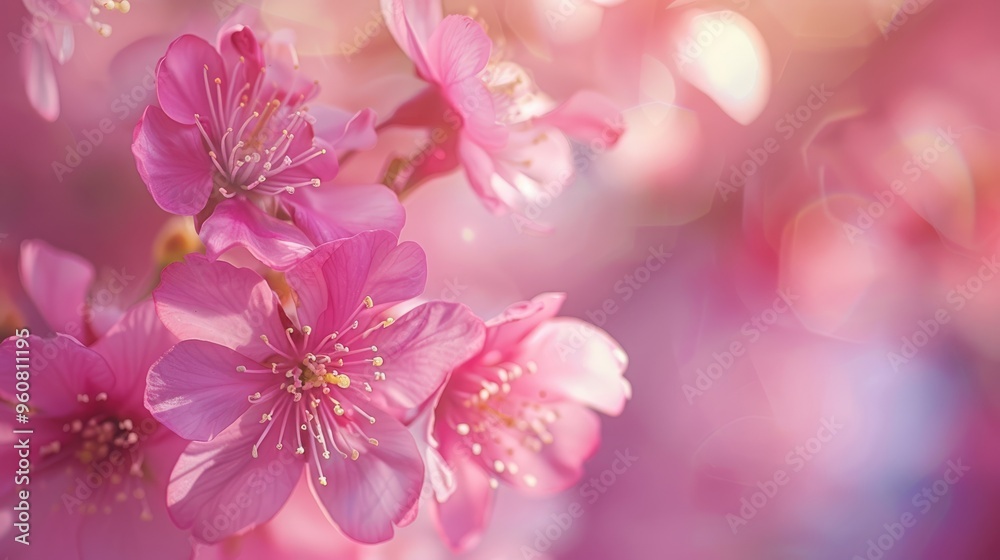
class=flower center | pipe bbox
[445,359,555,489]
[193,60,327,199]
[237,295,395,487]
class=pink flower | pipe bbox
[16,0,128,121]
[145,230,485,544]
[19,239,128,344]
[132,25,403,269]
[380,0,624,223]
[427,293,630,551]
[0,300,191,560]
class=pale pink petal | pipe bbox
[381,0,443,77]
[132,106,215,216]
[19,239,94,336]
[284,231,426,336]
[91,299,178,404]
[285,184,405,245]
[21,35,59,122]
[307,411,423,544]
[168,415,303,543]
[153,256,287,362]
[457,136,505,213]
[511,318,631,416]
[201,199,314,271]
[431,453,494,552]
[426,16,491,85]
[536,90,625,145]
[0,335,115,416]
[485,293,566,351]
[156,34,226,125]
[147,340,273,442]
[309,106,379,155]
[365,302,485,422]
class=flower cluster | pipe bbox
[3,1,629,558]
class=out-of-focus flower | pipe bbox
[427,292,630,551]
[132,25,402,269]
[380,0,624,227]
[145,231,485,544]
[0,300,190,560]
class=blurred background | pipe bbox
[3,0,1000,558]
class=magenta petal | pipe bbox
[147,340,272,442]
[307,411,424,544]
[512,318,631,416]
[536,90,625,145]
[201,199,314,271]
[91,299,178,404]
[485,292,566,351]
[156,34,226,125]
[0,335,114,416]
[366,302,485,422]
[285,184,405,245]
[168,415,304,543]
[285,231,427,335]
[19,239,94,336]
[132,105,215,216]
[153,255,287,362]
[431,454,494,552]
[217,25,263,90]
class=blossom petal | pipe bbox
[132,106,214,216]
[381,0,442,77]
[19,239,94,337]
[201,199,314,271]
[285,184,405,246]
[167,415,304,543]
[511,317,631,416]
[153,255,287,361]
[485,293,566,351]
[21,35,59,122]
[457,136,505,213]
[79,483,192,560]
[156,34,226,125]
[431,452,494,552]
[366,302,485,422]
[91,299,178,404]
[285,231,426,336]
[309,106,379,155]
[147,340,273,442]
[427,16,491,85]
[307,411,424,544]
[536,90,625,144]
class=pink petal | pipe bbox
[431,453,494,552]
[91,299,178,404]
[426,16,491,85]
[147,340,272,442]
[381,0,442,78]
[511,317,631,416]
[0,335,114,416]
[153,256,288,362]
[307,411,424,544]
[448,77,507,151]
[309,106,379,155]
[536,90,625,145]
[217,25,264,92]
[156,34,226,125]
[79,481,192,560]
[168,415,303,543]
[485,293,566,351]
[285,184,405,245]
[132,106,215,216]
[20,35,59,122]
[284,231,426,336]
[201,199,314,271]
[457,136,505,213]
[365,302,485,422]
[19,239,94,337]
